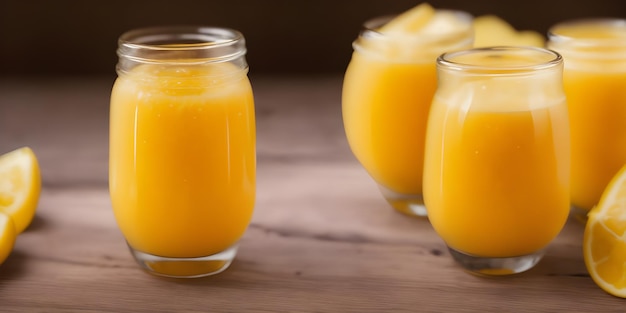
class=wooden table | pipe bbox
[0,76,622,312]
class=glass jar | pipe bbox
[109,26,256,278]
[342,10,473,217]
[548,19,626,217]
[423,47,570,275]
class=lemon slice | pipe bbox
[0,212,16,265]
[0,147,41,234]
[473,15,545,47]
[378,3,435,34]
[584,164,626,298]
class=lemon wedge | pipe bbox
[473,15,545,47]
[0,212,16,265]
[0,147,41,234]
[584,164,626,298]
[378,3,436,34]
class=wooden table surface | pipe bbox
[0,76,622,312]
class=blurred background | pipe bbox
[0,0,624,185]
[1,0,625,79]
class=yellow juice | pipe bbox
[548,21,626,211]
[343,54,436,195]
[424,101,570,257]
[424,47,570,259]
[109,63,256,258]
[567,71,626,210]
[342,8,472,215]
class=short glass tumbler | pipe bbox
[342,11,473,217]
[109,26,256,278]
[423,47,570,275]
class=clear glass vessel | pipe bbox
[342,11,473,217]
[423,47,570,275]
[548,19,626,218]
[109,26,256,278]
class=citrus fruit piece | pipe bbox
[379,3,436,34]
[473,15,545,47]
[584,164,626,298]
[0,147,41,234]
[0,212,16,265]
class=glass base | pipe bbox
[129,244,238,278]
[570,205,590,224]
[377,184,427,217]
[448,247,544,276]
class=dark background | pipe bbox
[1,0,625,78]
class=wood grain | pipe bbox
[0,77,622,312]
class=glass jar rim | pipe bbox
[548,18,626,47]
[437,46,563,75]
[117,26,246,64]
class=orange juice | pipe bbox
[423,47,569,270]
[548,20,626,212]
[343,54,437,195]
[342,7,472,216]
[109,62,256,258]
[424,101,570,257]
[566,71,626,211]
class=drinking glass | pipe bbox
[548,19,626,218]
[342,11,473,217]
[109,26,256,278]
[423,47,570,275]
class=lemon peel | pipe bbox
[0,147,41,234]
[0,212,16,265]
[584,164,626,298]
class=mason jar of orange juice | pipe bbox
[548,19,626,217]
[109,26,256,278]
[423,47,570,275]
[342,4,473,217]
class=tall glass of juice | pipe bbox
[423,47,570,275]
[342,4,473,217]
[548,19,626,217]
[109,26,256,278]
